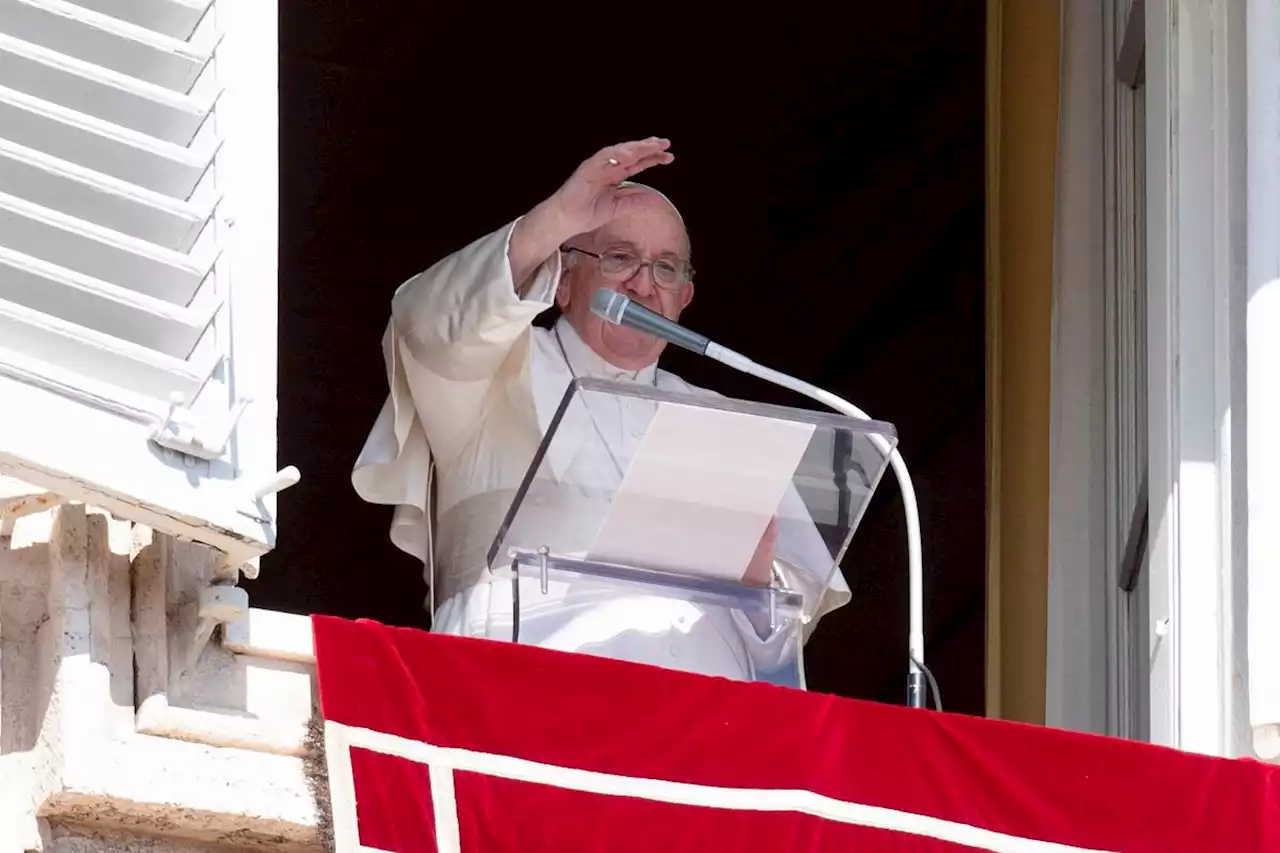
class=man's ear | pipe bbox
[679,280,695,311]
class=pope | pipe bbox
[353,138,850,681]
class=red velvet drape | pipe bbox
[314,615,1280,852]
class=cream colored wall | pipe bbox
[986,0,1059,725]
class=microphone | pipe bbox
[590,289,711,356]
[589,289,796,380]
[590,286,932,711]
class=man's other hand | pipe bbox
[743,517,779,587]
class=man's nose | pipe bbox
[622,264,656,297]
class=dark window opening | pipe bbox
[253,4,988,713]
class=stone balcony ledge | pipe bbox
[1,499,320,853]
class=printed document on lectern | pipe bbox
[586,402,815,582]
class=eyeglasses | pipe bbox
[561,245,694,290]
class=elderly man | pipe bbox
[353,138,849,681]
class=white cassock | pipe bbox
[353,218,851,681]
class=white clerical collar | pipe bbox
[553,315,658,385]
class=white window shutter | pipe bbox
[0,0,289,572]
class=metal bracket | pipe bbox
[233,464,301,528]
[218,466,302,580]
[180,584,249,679]
[248,466,301,504]
[150,392,251,461]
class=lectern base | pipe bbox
[499,549,807,687]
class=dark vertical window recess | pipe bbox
[256,4,988,713]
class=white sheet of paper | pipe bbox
[585,402,816,581]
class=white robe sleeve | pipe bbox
[351,218,560,564]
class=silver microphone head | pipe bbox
[590,288,628,325]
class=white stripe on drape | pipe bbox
[324,721,1119,853]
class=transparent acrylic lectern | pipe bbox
[486,377,898,688]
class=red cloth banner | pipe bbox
[312,615,1280,852]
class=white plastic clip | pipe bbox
[150,392,251,461]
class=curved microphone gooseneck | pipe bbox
[591,289,932,710]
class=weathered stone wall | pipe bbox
[1,500,319,852]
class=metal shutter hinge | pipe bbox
[150,392,250,461]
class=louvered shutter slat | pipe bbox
[0,0,282,567]
[0,298,207,400]
[0,247,212,356]
[70,0,214,42]
[0,192,213,304]
[0,1,219,405]
[0,0,213,94]
[0,138,213,251]
[0,86,215,196]
[0,32,215,145]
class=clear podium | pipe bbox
[486,377,898,688]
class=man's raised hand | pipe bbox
[509,138,673,292]
[548,138,674,237]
